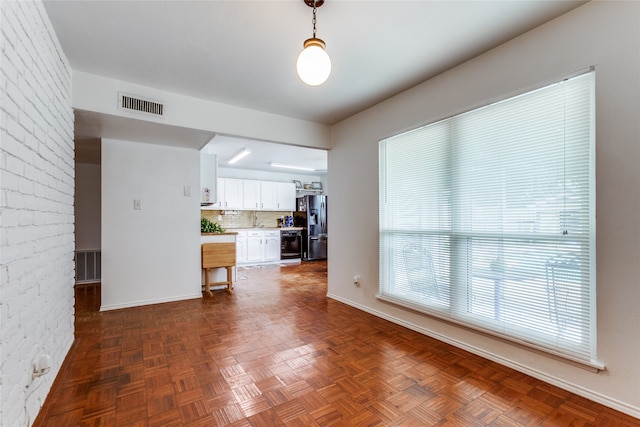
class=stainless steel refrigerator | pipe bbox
[294,195,327,260]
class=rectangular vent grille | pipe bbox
[120,94,164,116]
[75,250,101,284]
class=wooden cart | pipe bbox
[201,242,236,296]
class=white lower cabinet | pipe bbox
[232,229,282,265]
[263,230,281,262]
[246,230,264,263]
[235,231,248,263]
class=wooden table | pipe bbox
[201,242,236,296]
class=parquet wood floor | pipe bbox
[34,261,638,426]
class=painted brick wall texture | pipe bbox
[0,1,75,425]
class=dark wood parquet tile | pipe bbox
[34,263,639,427]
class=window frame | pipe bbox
[378,70,600,369]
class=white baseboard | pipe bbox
[100,293,202,311]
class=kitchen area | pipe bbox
[201,200,327,266]
[199,135,328,291]
[75,131,328,306]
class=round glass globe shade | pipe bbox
[297,45,331,86]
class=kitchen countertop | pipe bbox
[227,227,304,231]
[201,232,239,235]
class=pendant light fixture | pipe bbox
[297,0,331,86]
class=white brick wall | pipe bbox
[0,1,75,425]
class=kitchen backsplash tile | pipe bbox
[201,210,291,229]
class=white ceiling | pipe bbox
[204,134,328,175]
[44,0,585,172]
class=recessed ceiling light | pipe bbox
[228,148,250,164]
[270,162,316,171]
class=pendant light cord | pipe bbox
[312,1,317,38]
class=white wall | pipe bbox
[73,71,331,151]
[328,1,640,418]
[75,162,101,250]
[101,139,201,310]
[0,1,75,425]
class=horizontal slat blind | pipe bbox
[379,71,595,363]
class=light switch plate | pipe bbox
[133,199,141,210]
[184,186,191,197]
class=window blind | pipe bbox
[379,71,596,364]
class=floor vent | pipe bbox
[118,93,164,116]
[75,250,101,284]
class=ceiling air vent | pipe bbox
[118,92,164,117]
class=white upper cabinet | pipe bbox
[242,180,261,209]
[260,181,278,210]
[215,178,243,209]
[242,180,295,211]
[200,153,217,205]
[205,178,297,211]
[225,179,244,209]
[276,182,296,211]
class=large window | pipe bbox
[379,71,597,365]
